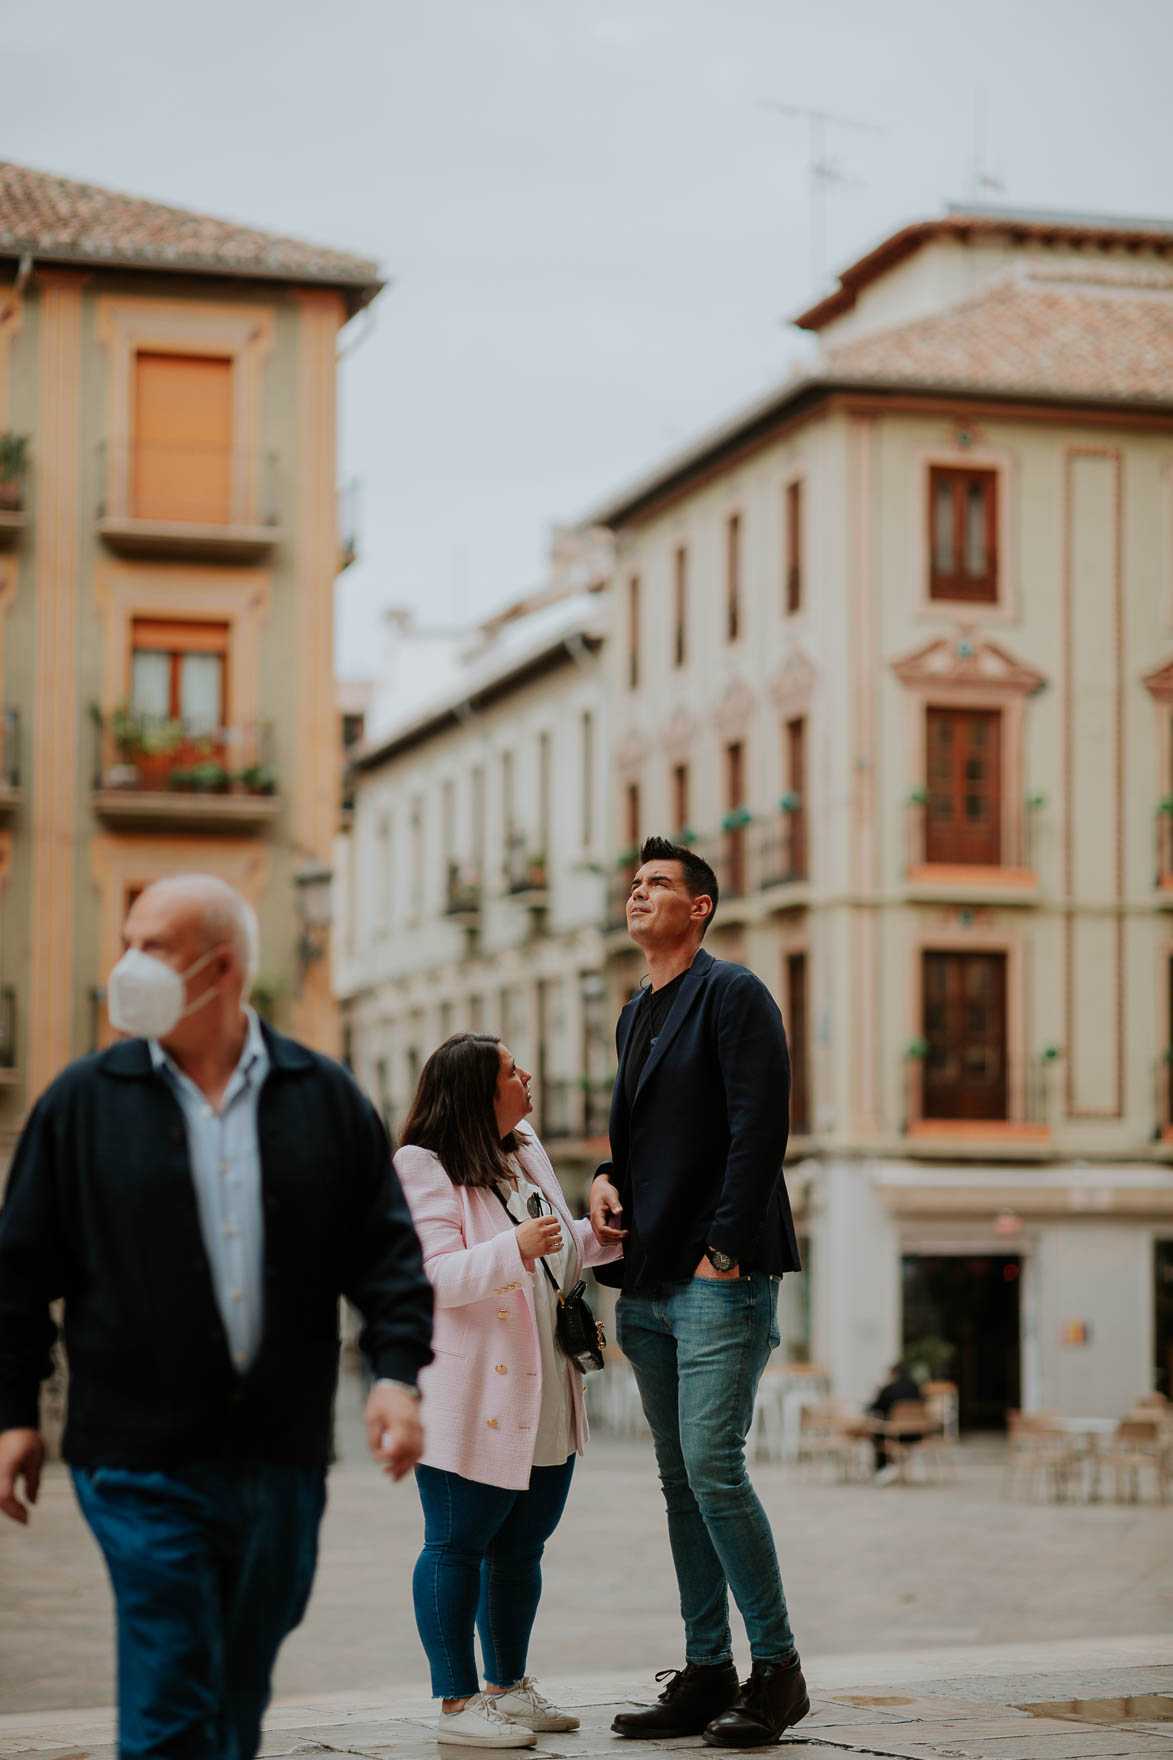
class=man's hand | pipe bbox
[590,1177,628,1247]
[694,1254,740,1281]
[0,1429,44,1525]
[365,1383,424,1482]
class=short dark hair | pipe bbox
[400,1033,519,1188]
[638,835,719,937]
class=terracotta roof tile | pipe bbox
[0,160,381,301]
[824,268,1173,404]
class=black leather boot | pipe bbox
[611,1662,740,1738]
[702,1659,810,1746]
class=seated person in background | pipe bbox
[869,1361,923,1480]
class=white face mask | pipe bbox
[107,945,223,1041]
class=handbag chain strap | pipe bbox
[491,1181,564,1299]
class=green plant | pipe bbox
[190,760,228,792]
[1042,1044,1061,1063]
[779,790,802,813]
[722,806,752,832]
[905,1036,929,1060]
[137,718,183,757]
[168,767,196,791]
[616,845,639,867]
[675,825,698,846]
[0,432,29,483]
[907,785,928,807]
[1160,796,1173,817]
[109,701,143,756]
[244,764,276,795]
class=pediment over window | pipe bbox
[615,726,650,776]
[712,675,755,736]
[1142,658,1173,702]
[891,630,1046,696]
[660,705,700,758]
[769,648,817,716]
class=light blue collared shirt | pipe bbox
[151,1008,270,1375]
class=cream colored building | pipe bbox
[580,205,1173,1422]
[335,588,610,1196]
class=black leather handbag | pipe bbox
[493,1185,606,1373]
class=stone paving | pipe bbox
[2,1377,1172,1757]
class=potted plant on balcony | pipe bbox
[526,850,548,890]
[0,432,29,512]
[168,767,196,793]
[721,806,753,832]
[779,790,801,814]
[241,763,276,796]
[134,718,182,792]
[190,760,229,793]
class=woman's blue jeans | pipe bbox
[72,1462,326,1760]
[617,1273,797,1668]
[413,1458,575,1699]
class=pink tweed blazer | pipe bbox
[394,1122,620,1490]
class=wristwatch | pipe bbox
[374,1377,421,1401]
[705,1247,738,1273]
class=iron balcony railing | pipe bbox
[505,834,549,898]
[92,711,276,798]
[1157,806,1173,888]
[905,794,1035,872]
[903,1049,1051,1132]
[97,439,280,529]
[540,1079,614,1141]
[758,811,808,890]
[445,862,483,921]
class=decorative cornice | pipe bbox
[615,725,650,776]
[660,705,700,758]
[891,628,1046,695]
[711,675,756,737]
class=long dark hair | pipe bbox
[400,1033,520,1188]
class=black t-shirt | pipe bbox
[623,970,689,1109]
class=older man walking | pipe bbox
[0,874,433,1760]
[591,836,807,1746]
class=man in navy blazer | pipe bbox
[591,837,807,1747]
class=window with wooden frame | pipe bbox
[132,351,234,524]
[726,514,742,642]
[673,545,688,668]
[925,706,1002,866]
[625,780,642,853]
[922,949,1008,1121]
[130,619,229,731]
[627,575,641,690]
[929,466,998,602]
[785,715,808,880]
[724,739,747,896]
[671,762,690,837]
[784,480,803,615]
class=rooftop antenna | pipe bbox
[760,101,887,287]
[965,87,1005,203]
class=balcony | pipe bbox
[903,794,1038,902]
[0,433,29,545]
[902,1048,1054,1153]
[0,984,17,1083]
[504,834,549,908]
[91,711,279,832]
[1157,805,1173,898]
[0,710,21,813]
[540,1078,613,1142]
[96,440,280,560]
[445,862,483,927]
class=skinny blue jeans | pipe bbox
[617,1274,797,1668]
[413,1458,575,1699]
[72,1462,326,1760]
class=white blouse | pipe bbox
[499,1159,577,1468]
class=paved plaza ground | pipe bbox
[2,1375,1171,1755]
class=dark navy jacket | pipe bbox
[594,948,801,1290]
[0,1024,433,1468]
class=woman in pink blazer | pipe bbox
[394,1033,620,1749]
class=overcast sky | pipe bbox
[6,0,1173,674]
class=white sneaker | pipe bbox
[492,1678,581,1733]
[874,1464,901,1487]
[437,1692,537,1747]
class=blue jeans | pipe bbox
[413,1458,575,1699]
[617,1274,797,1668]
[72,1463,326,1760]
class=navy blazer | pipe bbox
[0,1023,433,1468]
[594,947,801,1289]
